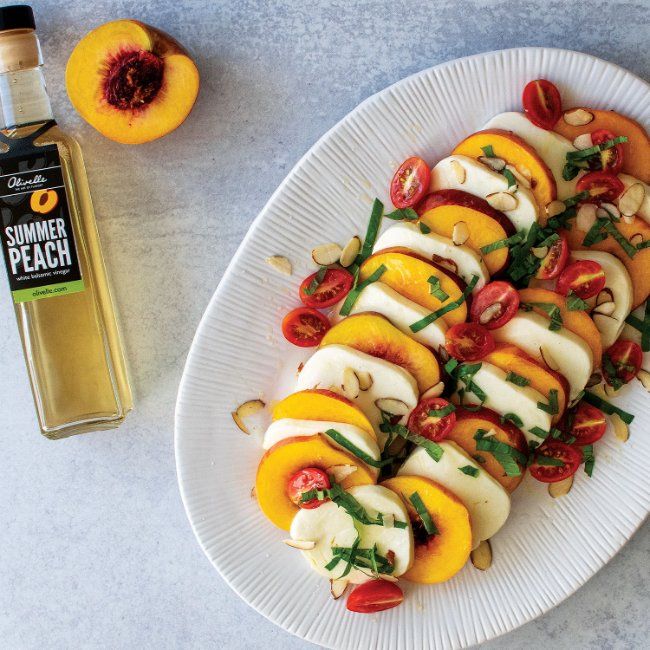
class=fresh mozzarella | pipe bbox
[492,312,593,401]
[334,281,447,350]
[621,305,650,371]
[290,484,413,583]
[398,442,510,547]
[618,174,650,222]
[374,222,489,291]
[295,344,419,448]
[571,251,633,349]
[430,154,538,233]
[453,361,552,442]
[484,111,579,199]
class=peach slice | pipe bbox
[554,109,650,183]
[563,217,650,309]
[381,475,471,583]
[518,287,602,366]
[256,435,376,530]
[360,248,468,325]
[484,343,569,423]
[66,20,199,144]
[272,389,376,441]
[320,313,440,393]
[419,189,514,275]
[452,129,557,210]
[446,407,528,493]
[30,189,58,214]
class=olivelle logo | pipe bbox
[7,172,48,191]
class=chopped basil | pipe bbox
[456,362,486,402]
[409,491,439,535]
[328,538,395,577]
[444,358,459,375]
[379,420,444,462]
[339,264,386,316]
[502,168,517,189]
[565,136,628,162]
[602,220,637,258]
[481,144,496,158]
[419,222,432,234]
[506,371,530,387]
[501,412,524,427]
[583,391,634,424]
[458,465,479,477]
[323,429,391,468]
[356,198,384,265]
[427,275,449,301]
[537,389,559,415]
[534,455,565,467]
[524,301,563,331]
[643,301,650,352]
[636,239,650,250]
[602,354,624,390]
[474,429,526,477]
[430,403,456,418]
[529,426,550,439]
[582,444,595,477]
[582,217,610,246]
[480,232,525,255]
[563,190,591,208]
[384,207,419,221]
[303,266,328,296]
[562,162,583,181]
[566,291,590,311]
[473,454,487,464]
[625,313,644,331]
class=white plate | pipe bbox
[175,48,650,649]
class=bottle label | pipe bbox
[0,135,84,303]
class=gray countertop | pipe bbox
[1,1,648,648]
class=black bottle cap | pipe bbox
[0,5,35,31]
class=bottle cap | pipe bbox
[0,6,40,74]
[0,5,35,32]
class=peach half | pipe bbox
[381,475,471,583]
[66,20,199,144]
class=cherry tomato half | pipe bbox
[529,440,582,483]
[390,156,431,209]
[282,307,330,347]
[299,268,354,308]
[522,79,562,130]
[556,260,606,300]
[535,233,569,280]
[445,322,496,361]
[407,397,456,442]
[604,339,643,386]
[591,129,624,173]
[568,402,607,445]
[346,580,404,614]
[286,467,331,509]
[576,171,625,203]
[469,281,520,330]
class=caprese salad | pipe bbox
[234,79,650,615]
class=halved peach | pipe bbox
[563,217,650,308]
[320,313,440,392]
[272,389,376,441]
[446,407,528,493]
[66,20,200,144]
[554,109,650,183]
[381,475,471,583]
[30,189,58,214]
[419,189,514,275]
[360,248,468,325]
[256,435,376,530]
[484,343,569,422]
[452,129,557,210]
[518,287,602,366]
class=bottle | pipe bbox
[0,5,132,438]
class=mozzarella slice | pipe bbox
[492,312,593,400]
[453,361,552,442]
[398,442,510,547]
[295,344,419,448]
[334,281,447,350]
[290,484,413,583]
[618,174,650,222]
[484,111,579,199]
[374,222,489,290]
[571,250,633,349]
[621,305,650,371]
[430,154,538,233]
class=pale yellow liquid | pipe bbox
[8,123,132,438]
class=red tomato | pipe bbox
[390,157,430,209]
[568,402,607,445]
[529,440,582,483]
[407,397,456,442]
[604,339,643,386]
[576,171,625,203]
[282,307,330,347]
[445,322,495,361]
[535,233,569,280]
[286,467,331,509]
[556,260,606,299]
[522,79,562,130]
[590,129,624,173]
[469,281,520,330]
[346,580,404,613]
[299,268,354,308]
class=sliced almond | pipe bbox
[250,486,257,500]
[563,108,594,126]
[593,301,616,316]
[587,371,602,388]
[330,579,349,599]
[375,397,409,416]
[339,236,361,268]
[450,159,466,184]
[379,574,399,582]
[531,246,549,259]
[486,191,518,212]
[573,133,593,150]
[611,413,629,442]
[470,540,492,571]
[629,233,644,247]
[421,381,445,399]
[576,203,598,232]
[505,164,531,188]
[546,200,566,219]
[592,312,617,331]
[599,202,620,220]
[355,370,373,391]
[328,464,358,483]
[478,155,506,171]
[539,346,560,371]
[341,367,360,399]
[637,368,650,392]
[312,243,342,266]
[622,214,636,225]
[265,255,292,276]
[548,475,574,498]
[452,220,470,245]
[479,302,504,325]
[283,539,316,550]
[231,399,266,435]
[618,182,645,217]
[596,289,614,305]
[432,254,458,275]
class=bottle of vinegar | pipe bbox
[0,5,132,438]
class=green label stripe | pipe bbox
[12,279,85,303]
